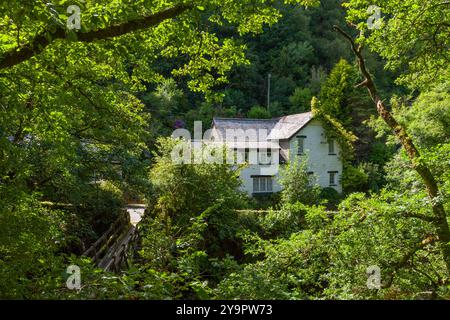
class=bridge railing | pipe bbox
[82,209,139,272]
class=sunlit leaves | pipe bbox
[343,0,450,89]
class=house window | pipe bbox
[328,139,335,155]
[328,171,338,186]
[252,176,273,193]
[246,148,259,164]
[234,148,250,163]
[259,149,272,165]
[297,136,306,155]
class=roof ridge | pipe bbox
[276,111,312,118]
[213,117,277,122]
[214,111,312,122]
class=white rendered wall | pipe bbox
[238,164,283,195]
[213,119,343,196]
[287,119,343,193]
[238,120,343,195]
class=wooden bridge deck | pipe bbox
[82,204,146,272]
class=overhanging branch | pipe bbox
[382,235,436,289]
[0,4,192,70]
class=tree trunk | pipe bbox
[334,26,450,274]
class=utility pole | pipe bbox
[267,73,271,112]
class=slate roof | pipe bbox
[267,112,313,140]
[212,111,313,141]
[211,118,277,141]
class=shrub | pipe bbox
[0,194,66,298]
[319,187,342,209]
[278,155,321,205]
[248,192,281,210]
[342,164,368,193]
[259,202,309,238]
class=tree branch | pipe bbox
[401,212,437,223]
[334,24,450,274]
[382,235,436,289]
[0,4,192,70]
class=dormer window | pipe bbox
[297,136,306,155]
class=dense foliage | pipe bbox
[1,0,449,300]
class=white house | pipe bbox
[210,111,343,196]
